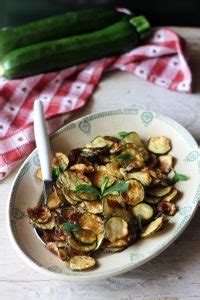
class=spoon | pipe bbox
[33,99,53,243]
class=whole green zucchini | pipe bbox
[0,8,123,56]
[2,16,150,79]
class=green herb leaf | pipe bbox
[76,184,100,196]
[115,153,133,164]
[136,215,142,231]
[172,173,189,184]
[101,176,110,195]
[62,222,82,232]
[52,166,65,179]
[102,181,129,197]
[118,131,128,138]
[81,152,94,158]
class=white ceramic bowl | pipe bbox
[7,108,200,281]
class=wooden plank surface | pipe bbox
[1,27,200,299]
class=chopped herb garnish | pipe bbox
[62,222,82,232]
[102,180,129,197]
[118,131,128,138]
[172,172,189,184]
[52,166,65,179]
[76,184,100,196]
[101,176,109,195]
[115,153,133,164]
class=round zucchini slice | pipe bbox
[141,216,164,238]
[102,195,132,223]
[105,216,128,242]
[126,171,152,186]
[31,213,56,230]
[132,203,154,221]
[157,201,177,216]
[47,189,62,210]
[59,170,91,191]
[85,136,113,149]
[147,186,172,198]
[158,155,173,173]
[91,167,115,188]
[79,213,104,249]
[82,200,103,214]
[145,196,161,204]
[52,152,69,169]
[163,188,178,202]
[67,232,97,252]
[68,255,96,271]
[122,179,144,205]
[73,229,97,245]
[148,136,171,155]
[122,132,144,148]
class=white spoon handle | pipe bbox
[34,100,52,181]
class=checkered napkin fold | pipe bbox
[0,27,192,180]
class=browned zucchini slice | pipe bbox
[73,229,97,245]
[31,213,56,230]
[148,136,171,155]
[59,170,91,191]
[158,155,173,173]
[163,188,178,202]
[79,201,103,214]
[85,136,113,149]
[122,132,144,148]
[102,195,132,223]
[52,152,69,169]
[68,255,96,271]
[47,189,62,210]
[91,166,115,188]
[105,216,128,242]
[46,242,67,261]
[70,164,94,173]
[157,201,177,216]
[67,232,97,252]
[122,179,144,205]
[148,186,172,198]
[126,171,152,186]
[141,216,164,238]
[105,161,123,178]
[145,196,161,204]
[132,203,154,221]
[27,205,51,223]
[79,213,104,249]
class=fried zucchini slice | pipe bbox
[67,231,97,252]
[27,205,51,223]
[68,255,96,271]
[141,216,164,238]
[148,136,171,155]
[61,208,82,223]
[158,155,173,173]
[105,162,123,178]
[132,203,154,221]
[145,196,161,204]
[73,229,97,245]
[59,170,91,191]
[147,186,172,198]
[126,171,152,186]
[46,242,67,261]
[70,164,94,173]
[163,188,178,202]
[52,152,69,169]
[105,217,128,242]
[79,213,104,249]
[31,213,56,230]
[103,246,126,253]
[47,189,62,210]
[79,201,103,214]
[91,166,115,188]
[85,136,113,149]
[122,132,144,148]
[157,201,177,216]
[102,195,132,223]
[122,179,144,205]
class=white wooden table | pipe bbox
[1,27,200,299]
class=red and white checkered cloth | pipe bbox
[0,28,192,180]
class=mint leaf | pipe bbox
[102,181,129,197]
[76,184,100,196]
[115,153,133,164]
[118,131,128,138]
[62,222,82,232]
[172,173,189,184]
[101,176,109,195]
[52,166,65,179]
